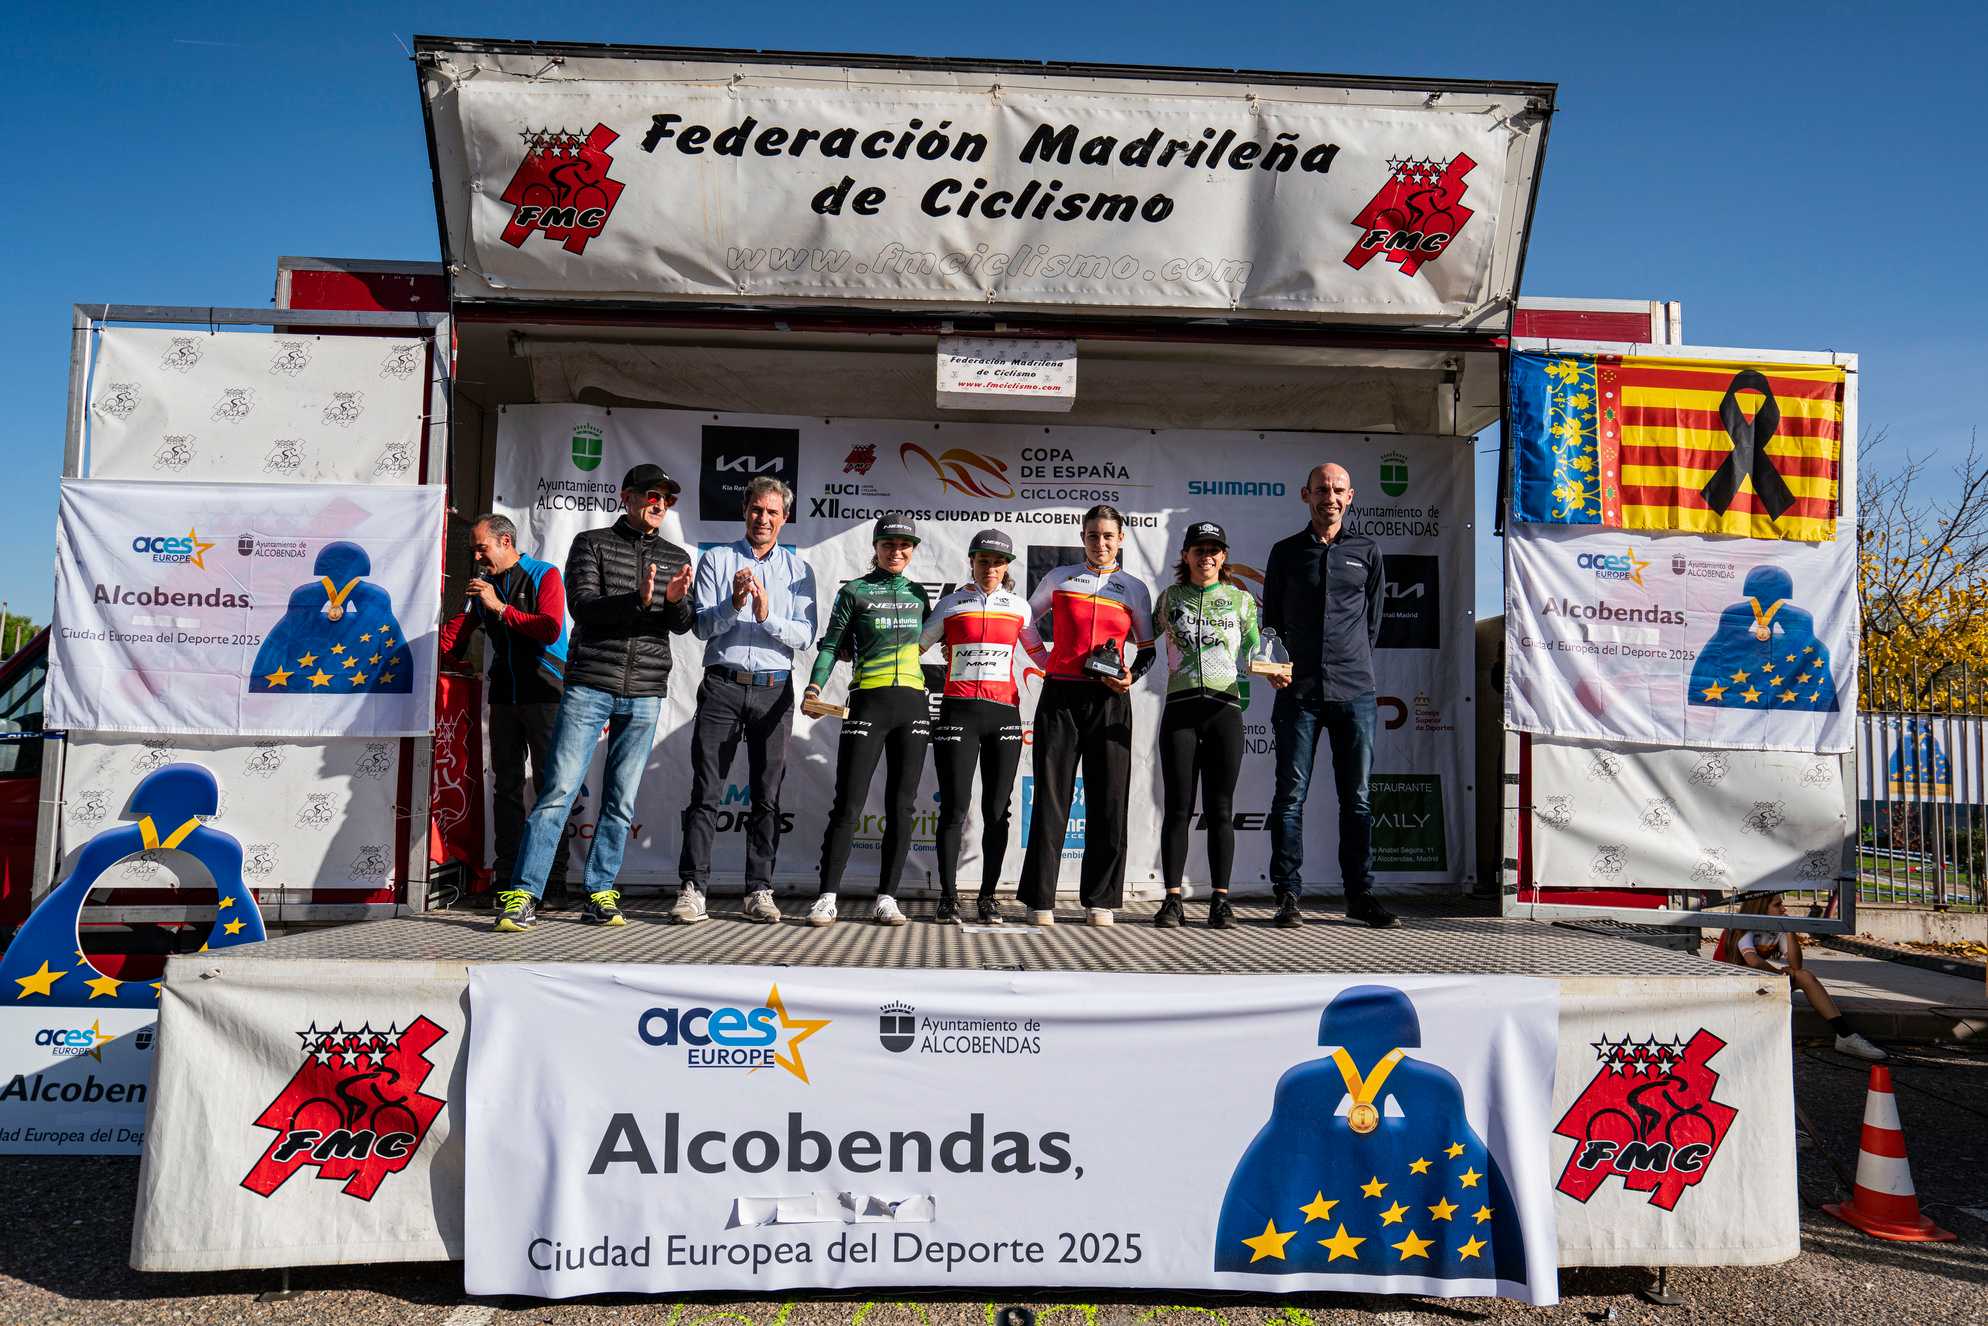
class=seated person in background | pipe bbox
[1716,893,1886,1062]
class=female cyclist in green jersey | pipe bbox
[805,513,933,926]
[1153,521,1260,929]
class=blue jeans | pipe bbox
[1268,688,1376,899]
[510,683,661,899]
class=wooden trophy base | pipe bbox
[801,697,848,720]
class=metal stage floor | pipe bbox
[241,898,1751,980]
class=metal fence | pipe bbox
[1856,659,1987,909]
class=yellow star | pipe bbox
[349,672,369,686]
[1474,1204,1494,1224]
[83,972,123,1000]
[223,918,246,936]
[1785,652,1798,663]
[340,656,357,669]
[297,651,317,667]
[1459,1167,1483,1189]
[763,984,829,1085]
[182,528,214,569]
[1241,1218,1295,1263]
[1391,1229,1434,1260]
[14,961,62,998]
[1299,1192,1339,1223]
[1700,681,1726,702]
[379,622,391,632]
[380,673,396,685]
[263,666,293,687]
[1445,1142,1466,1159]
[369,653,382,664]
[331,643,346,655]
[1428,1197,1459,1221]
[1360,1176,1387,1198]
[308,669,334,688]
[383,637,397,648]
[1797,672,1811,684]
[1740,686,1762,704]
[1804,644,1815,653]
[1318,1223,1365,1262]
[1779,689,1797,703]
[359,632,373,642]
[1809,690,1822,702]
[1379,1201,1409,1226]
[197,942,209,953]
[1730,668,1750,684]
[1767,674,1782,688]
[150,982,163,994]
[1408,1157,1432,1175]
[217,895,235,909]
[1457,1235,1487,1261]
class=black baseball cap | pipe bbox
[872,512,919,545]
[1182,520,1229,550]
[621,463,681,496]
[968,528,1016,561]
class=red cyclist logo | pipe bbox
[500,125,626,256]
[1553,1029,1737,1210]
[241,1016,447,1201]
[1343,154,1476,279]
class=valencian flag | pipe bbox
[1687,566,1840,714]
[250,542,414,695]
[1214,986,1528,1285]
[1510,352,1846,541]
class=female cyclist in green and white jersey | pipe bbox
[1153,520,1260,929]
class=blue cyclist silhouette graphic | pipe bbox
[250,542,413,694]
[1214,985,1528,1284]
[2,764,264,1008]
[1688,565,1838,713]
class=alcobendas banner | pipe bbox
[463,966,1561,1302]
[47,479,443,738]
[492,405,1473,892]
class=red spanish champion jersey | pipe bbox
[920,585,1031,705]
[1020,562,1156,681]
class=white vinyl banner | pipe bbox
[434,63,1540,321]
[58,736,401,893]
[0,1006,157,1154]
[464,966,1560,1302]
[1528,738,1848,893]
[1504,525,1857,753]
[88,328,426,484]
[46,480,443,738]
[493,405,1472,892]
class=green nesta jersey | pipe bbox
[810,569,932,691]
[1158,580,1261,705]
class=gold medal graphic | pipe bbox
[1331,1046,1405,1135]
[1348,1102,1380,1134]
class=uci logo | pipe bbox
[132,528,214,570]
[636,984,829,1083]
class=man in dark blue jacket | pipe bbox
[1261,463,1397,929]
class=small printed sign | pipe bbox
[937,337,1077,411]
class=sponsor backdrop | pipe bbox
[0,1006,157,1155]
[465,966,1561,1302]
[1504,524,1855,755]
[493,405,1474,892]
[46,479,443,738]
[436,68,1542,321]
[1528,738,1847,894]
[88,328,426,485]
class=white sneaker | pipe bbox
[872,895,908,926]
[1086,908,1115,927]
[807,894,838,927]
[1030,909,1056,927]
[671,884,709,925]
[740,889,781,924]
[1835,1031,1887,1062]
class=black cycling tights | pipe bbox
[932,697,1023,899]
[1158,695,1244,891]
[818,687,931,897]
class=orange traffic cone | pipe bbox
[1823,1065,1955,1241]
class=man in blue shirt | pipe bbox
[673,475,818,923]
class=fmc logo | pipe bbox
[1577,547,1650,588]
[132,528,214,569]
[636,984,829,1084]
[499,125,627,256]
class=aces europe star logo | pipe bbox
[500,125,627,256]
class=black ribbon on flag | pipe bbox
[1702,369,1796,520]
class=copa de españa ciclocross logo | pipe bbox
[636,984,830,1084]
[500,125,627,256]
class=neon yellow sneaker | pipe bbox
[582,889,627,927]
[493,889,537,933]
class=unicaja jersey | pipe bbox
[921,584,1031,705]
[1021,562,1156,680]
[809,570,931,691]
[1157,581,1261,706]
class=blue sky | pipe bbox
[4,1,1982,625]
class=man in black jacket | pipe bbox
[1260,462,1397,930]
[495,464,695,932]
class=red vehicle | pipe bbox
[0,629,48,932]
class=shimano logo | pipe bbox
[1188,480,1286,497]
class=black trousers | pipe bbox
[1158,695,1245,890]
[488,700,569,890]
[817,687,931,897]
[678,672,795,891]
[932,697,1023,899]
[1018,678,1132,911]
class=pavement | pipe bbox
[1696,937,1988,1046]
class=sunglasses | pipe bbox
[636,489,677,506]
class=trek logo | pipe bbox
[702,425,800,521]
[636,984,829,1083]
[132,528,214,569]
[1343,154,1476,279]
[499,124,627,256]
[1577,547,1650,587]
[34,1020,112,1061]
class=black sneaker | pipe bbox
[1348,895,1399,929]
[493,889,537,933]
[1153,894,1185,929]
[1273,894,1304,928]
[1207,894,1236,929]
[974,896,1003,925]
[935,893,961,924]
[581,889,628,927]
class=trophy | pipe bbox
[801,676,849,720]
[1249,628,1293,681]
[1083,637,1127,680]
